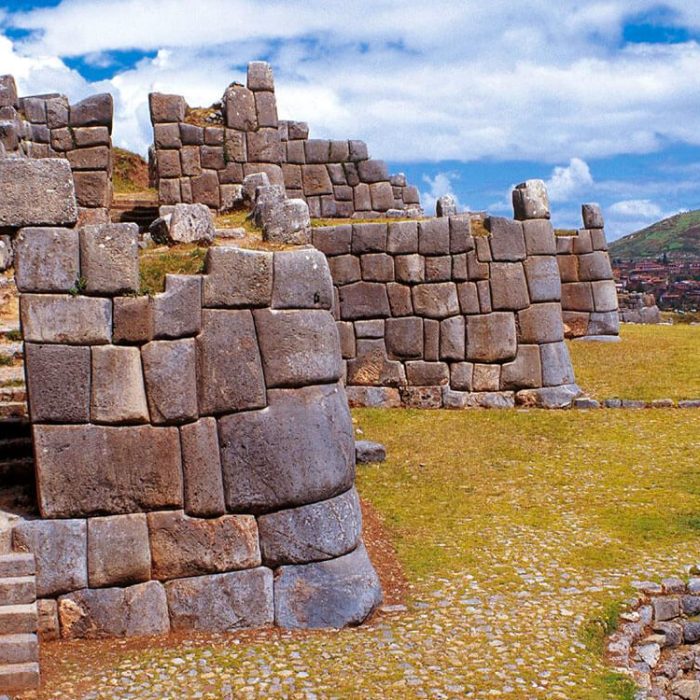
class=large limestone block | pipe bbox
[351,223,387,253]
[180,418,226,517]
[338,282,391,320]
[487,217,526,261]
[512,180,550,220]
[501,345,543,389]
[385,317,423,359]
[91,345,149,424]
[517,303,565,344]
[540,342,575,386]
[148,511,260,580]
[58,581,169,639]
[70,93,113,130]
[203,247,273,308]
[254,309,342,388]
[302,164,333,196]
[13,519,87,598]
[312,225,352,256]
[387,221,418,253]
[66,146,110,171]
[153,274,202,339]
[262,199,311,245]
[25,343,91,423]
[247,128,283,163]
[561,282,594,311]
[440,315,466,360]
[582,203,604,229]
[73,171,110,208]
[87,514,151,588]
[20,294,112,345]
[80,223,140,295]
[347,339,406,387]
[0,158,77,227]
[248,61,275,91]
[523,256,562,302]
[412,283,460,319]
[418,219,450,255]
[406,361,449,386]
[329,255,361,285]
[113,295,154,344]
[466,313,517,362]
[34,424,183,517]
[274,543,382,629]
[258,488,362,568]
[588,310,620,335]
[219,383,355,513]
[357,159,389,183]
[166,568,273,631]
[196,309,267,415]
[490,263,530,310]
[142,339,198,424]
[14,227,80,293]
[272,249,333,310]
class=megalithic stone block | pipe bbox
[203,247,273,308]
[149,92,186,123]
[512,179,550,220]
[80,223,140,295]
[247,61,275,91]
[14,227,80,293]
[224,85,257,130]
[219,383,355,513]
[69,93,113,131]
[271,249,334,310]
[582,203,604,229]
[153,274,202,339]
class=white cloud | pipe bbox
[545,158,594,202]
[421,172,464,217]
[608,199,663,218]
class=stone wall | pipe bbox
[7,159,381,639]
[0,75,113,219]
[618,291,662,324]
[556,204,620,338]
[148,62,421,217]
[313,181,582,409]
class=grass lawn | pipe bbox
[569,324,700,401]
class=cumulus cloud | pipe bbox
[421,172,464,217]
[608,199,663,218]
[545,158,594,202]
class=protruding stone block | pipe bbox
[274,544,382,629]
[180,418,225,518]
[512,180,550,220]
[219,383,354,513]
[142,339,198,424]
[518,303,564,344]
[582,203,604,229]
[14,227,80,293]
[466,313,517,362]
[166,568,273,632]
[80,223,140,295]
[20,294,112,345]
[34,424,183,517]
[0,75,18,108]
[203,247,273,308]
[149,92,186,123]
[168,203,215,243]
[247,61,275,91]
[258,488,362,568]
[0,158,77,227]
[88,514,151,588]
[153,274,202,339]
[13,519,87,598]
[196,309,266,415]
[70,93,113,130]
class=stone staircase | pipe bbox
[110,193,159,232]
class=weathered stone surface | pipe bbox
[523,256,561,303]
[70,93,113,130]
[522,219,556,255]
[588,310,620,335]
[302,164,333,196]
[156,150,182,178]
[304,139,330,164]
[113,296,154,344]
[387,221,418,254]
[357,159,388,183]
[258,488,361,567]
[66,146,110,171]
[440,316,465,360]
[347,339,406,387]
[153,274,202,339]
[490,263,530,310]
[591,280,618,312]
[34,424,183,517]
[473,364,501,392]
[80,223,139,294]
[219,383,354,513]
[312,225,352,256]
[88,514,151,588]
[370,182,394,211]
[224,85,256,130]
[387,282,413,316]
[406,361,449,386]
[37,599,59,642]
[0,74,17,108]
[0,235,12,271]
[457,282,480,315]
[166,568,273,632]
[154,123,181,148]
[339,282,391,320]
[466,313,517,362]
[424,256,452,282]
[0,158,77,227]
[247,128,283,162]
[345,386,401,408]
[180,418,225,518]
[561,282,594,312]
[501,345,542,389]
[582,203,604,229]
[412,283,459,319]
[203,247,273,308]
[191,170,221,208]
[196,309,266,415]
[487,217,526,261]
[352,223,387,253]
[477,281,492,312]
[355,441,387,463]
[436,194,457,217]
[167,203,215,243]
[262,198,311,245]
[516,384,581,408]
[385,317,423,359]
[248,61,275,91]
[14,227,80,293]
[91,345,149,424]
[450,362,474,392]
[59,581,169,639]
[354,320,384,338]
[518,303,565,344]
[73,171,110,208]
[148,511,260,580]
[512,180,550,220]
[578,251,613,281]
[418,219,450,255]
[13,520,87,597]
[540,342,575,386]
[572,229,594,255]
[400,386,443,408]
[141,339,198,424]
[25,343,90,423]
[274,543,382,629]
[394,254,424,284]
[21,294,111,345]
[329,255,361,285]
[271,249,333,310]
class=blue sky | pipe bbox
[2,1,700,239]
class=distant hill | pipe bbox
[609,209,700,261]
[112,147,151,194]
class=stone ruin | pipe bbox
[619,292,663,325]
[148,62,422,218]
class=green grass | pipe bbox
[139,245,207,295]
[568,324,700,401]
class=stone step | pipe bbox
[0,554,34,579]
[0,437,33,460]
[0,458,35,485]
[0,419,30,441]
[0,634,38,665]
[0,661,40,693]
[0,402,27,420]
[0,604,37,634]
[0,577,36,606]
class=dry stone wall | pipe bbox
[149,62,421,217]
[556,204,620,338]
[314,181,582,409]
[0,75,113,219]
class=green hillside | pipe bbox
[609,209,700,260]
